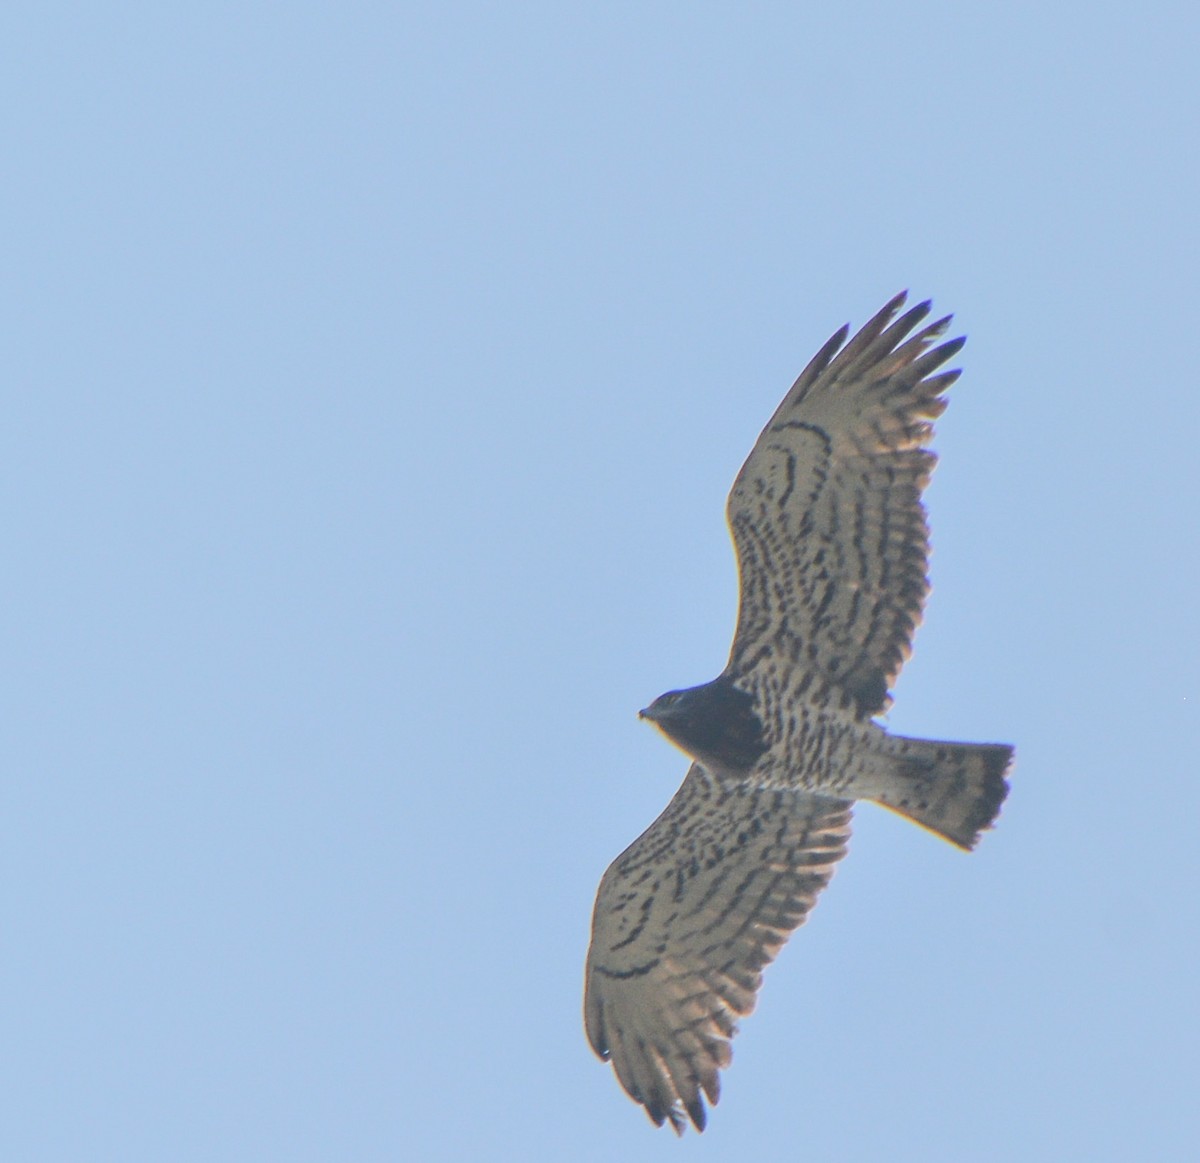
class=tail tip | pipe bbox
[960,744,1014,849]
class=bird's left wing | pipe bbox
[584,764,852,1133]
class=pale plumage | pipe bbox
[584,293,1013,1132]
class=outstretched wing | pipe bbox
[726,292,963,715]
[584,765,851,1133]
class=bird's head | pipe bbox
[638,678,767,772]
[638,689,690,725]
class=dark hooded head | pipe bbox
[639,676,767,772]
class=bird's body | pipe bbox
[584,293,1013,1133]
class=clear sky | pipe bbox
[5,4,1199,1161]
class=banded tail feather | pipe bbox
[870,735,1013,849]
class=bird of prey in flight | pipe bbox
[584,292,1013,1133]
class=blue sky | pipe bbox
[5,4,1198,1160]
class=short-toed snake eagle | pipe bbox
[584,293,1013,1133]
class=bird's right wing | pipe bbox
[584,764,852,1133]
[725,293,963,715]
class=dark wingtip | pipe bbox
[939,335,967,360]
[646,1095,705,1135]
[874,290,910,328]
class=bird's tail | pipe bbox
[869,734,1013,850]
